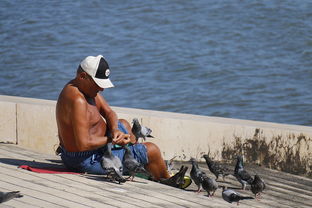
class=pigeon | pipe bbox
[234,156,253,190]
[100,143,126,184]
[160,165,188,188]
[251,174,266,200]
[0,191,23,203]
[166,156,177,173]
[122,145,150,181]
[201,175,218,197]
[132,118,154,142]
[190,157,206,193]
[222,186,254,205]
[203,154,231,181]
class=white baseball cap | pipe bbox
[80,55,114,88]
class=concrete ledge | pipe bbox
[0,95,311,177]
[17,102,58,154]
[0,101,16,143]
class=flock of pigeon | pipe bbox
[189,154,266,205]
[0,118,265,206]
[100,142,150,183]
[99,118,152,184]
[100,118,266,206]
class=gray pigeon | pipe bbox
[234,156,253,190]
[0,191,23,203]
[203,154,231,181]
[222,186,254,205]
[132,118,154,142]
[100,143,126,184]
[190,157,206,193]
[201,175,218,197]
[123,145,150,181]
[166,156,177,173]
[251,174,266,200]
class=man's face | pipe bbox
[84,73,104,98]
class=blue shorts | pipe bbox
[60,121,148,175]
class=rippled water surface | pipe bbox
[0,0,311,126]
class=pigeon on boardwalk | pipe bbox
[234,156,253,190]
[166,156,177,173]
[132,118,154,142]
[201,175,218,197]
[100,143,126,184]
[251,174,266,200]
[190,157,206,193]
[0,191,23,203]
[222,186,254,205]
[123,145,150,181]
[160,165,188,188]
[203,154,231,181]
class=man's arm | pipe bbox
[95,94,131,145]
[96,95,118,131]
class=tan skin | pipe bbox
[56,69,170,180]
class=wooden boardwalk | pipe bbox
[0,143,311,208]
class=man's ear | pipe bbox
[79,71,87,79]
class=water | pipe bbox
[0,0,311,126]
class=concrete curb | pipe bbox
[0,94,311,177]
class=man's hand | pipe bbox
[111,129,131,146]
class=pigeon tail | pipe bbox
[160,166,188,188]
[239,196,254,200]
[135,166,150,176]
[106,168,126,184]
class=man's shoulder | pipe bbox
[58,84,86,105]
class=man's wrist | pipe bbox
[111,128,119,133]
[106,136,113,143]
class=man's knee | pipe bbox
[119,119,131,130]
[119,119,137,143]
[144,142,162,161]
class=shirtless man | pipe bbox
[56,55,187,183]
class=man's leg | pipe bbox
[119,119,170,180]
[119,118,193,188]
[144,143,189,188]
[144,142,171,180]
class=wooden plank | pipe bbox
[1,144,312,208]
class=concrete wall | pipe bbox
[0,95,59,154]
[1,95,312,177]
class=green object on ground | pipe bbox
[135,173,150,180]
[180,175,192,189]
